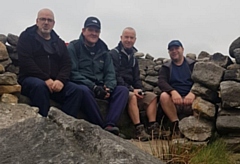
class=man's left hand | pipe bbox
[183,92,195,105]
[52,80,64,92]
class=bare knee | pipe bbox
[160,92,171,103]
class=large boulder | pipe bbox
[229,37,240,58]
[0,107,163,164]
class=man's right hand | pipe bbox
[133,89,144,99]
[45,79,54,93]
[93,86,107,99]
[170,90,183,105]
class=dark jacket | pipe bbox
[17,25,71,85]
[67,34,116,91]
[158,57,196,93]
[109,42,142,91]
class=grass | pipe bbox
[189,139,235,164]
[132,116,235,164]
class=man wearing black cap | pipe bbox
[67,16,129,136]
[158,40,196,138]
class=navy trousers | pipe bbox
[20,77,84,117]
[20,77,128,128]
[71,85,129,128]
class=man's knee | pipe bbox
[128,92,137,103]
[160,92,171,103]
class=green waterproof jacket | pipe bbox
[67,34,116,91]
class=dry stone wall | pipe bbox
[1,33,240,152]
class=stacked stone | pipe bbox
[0,34,21,103]
[215,37,240,152]
[179,52,233,142]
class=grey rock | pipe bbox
[233,48,240,64]
[0,64,5,73]
[7,33,18,46]
[227,63,240,70]
[154,57,165,63]
[6,44,17,53]
[179,116,213,141]
[6,64,19,74]
[154,60,163,65]
[145,53,154,60]
[142,81,154,91]
[163,58,170,63]
[192,62,225,91]
[192,97,216,120]
[153,86,162,95]
[0,34,7,44]
[0,42,9,61]
[145,69,158,76]
[229,37,240,58]
[220,81,240,108]
[139,69,146,76]
[134,52,145,58]
[191,83,220,103]
[222,136,240,153]
[216,115,240,136]
[0,103,39,130]
[137,58,156,71]
[198,51,210,59]
[0,93,18,103]
[145,75,158,86]
[209,52,233,68]
[223,69,240,82]
[0,72,17,85]
[0,57,12,68]
[186,53,196,60]
[154,65,162,71]
[140,74,145,80]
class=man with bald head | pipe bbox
[17,8,84,117]
[110,27,159,141]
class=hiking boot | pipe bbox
[148,122,160,139]
[104,126,119,135]
[135,124,151,141]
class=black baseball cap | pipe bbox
[168,40,183,50]
[84,16,101,29]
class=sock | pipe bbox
[134,123,142,128]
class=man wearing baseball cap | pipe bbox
[67,16,129,136]
[158,40,196,138]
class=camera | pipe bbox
[138,90,145,95]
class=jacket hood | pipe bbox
[25,25,60,41]
[116,41,138,53]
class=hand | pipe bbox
[183,92,195,105]
[45,79,54,93]
[52,80,64,92]
[170,90,183,105]
[133,89,143,99]
[103,86,110,99]
[93,86,107,99]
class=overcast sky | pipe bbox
[1,0,239,59]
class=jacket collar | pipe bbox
[25,25,59,42]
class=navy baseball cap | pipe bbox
[84,16,101,29]
[168,40,183,50]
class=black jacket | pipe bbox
[158,57,196,93]
[17,25,71,85]
[109,42,142,91]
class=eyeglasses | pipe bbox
[38,17,54,23]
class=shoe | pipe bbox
[135,124,151,141]
[104,126,119,135]
[148,122,160,139]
